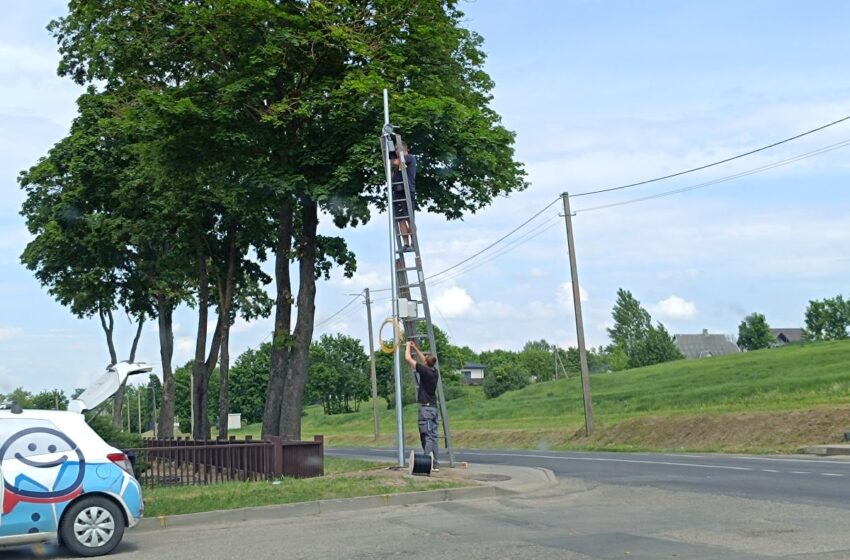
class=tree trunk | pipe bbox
[217,242,238,439]
[279,198,318,440]
[191,245,215,440]
[98,307,125,429]
[129,313,145,362]
[156,294,176,438]
[262,202,293,437]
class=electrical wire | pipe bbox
[425,196,561,279]
[570,115,850,198]
[369,196,561,293]
[428,214,562,288]
[316,117,850,323]
[313,291,363,330]
[575,137,850,214]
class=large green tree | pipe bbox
[48,0,525,441]
[607,289,682,369]
[737,312,774,351]
[804,296,850,341]
[306,334,370,415]
[19,91,152,428]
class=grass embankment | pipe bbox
[233,340,850,454]
[144,457,471,516]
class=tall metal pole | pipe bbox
[561,192,594,436]
[364,288,381,440]
[383,89,405,466]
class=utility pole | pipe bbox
[561,192,594,436]
[363,288,381,440]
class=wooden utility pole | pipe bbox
[561,192,594,436]
[363,288,381,440]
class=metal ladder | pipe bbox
[380,126,455,467]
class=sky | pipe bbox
[1,1,849,395]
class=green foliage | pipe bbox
[483,363,529,399]
[737,312,775,351]
[30,390,68,411]
[519,341,553,382]
[229,343,271,425]
[804,295,850,341]
[2,388,33,408]
[607,289,683,369]
[609,345,629,372]
[45,1,527,441]
[306,334,370,415]
[174,363,220,434]
[85,414,142,450]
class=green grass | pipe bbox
[143,456,470,516]
[235,340,850,453]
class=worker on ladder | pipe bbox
[391,141,417,250]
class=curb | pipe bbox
[136,484,500,532]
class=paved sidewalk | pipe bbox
[135,462,557,532]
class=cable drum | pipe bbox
[408,450,433,476]
[379,317,404,354]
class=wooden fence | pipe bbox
[127,435,324,487]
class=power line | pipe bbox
[428,214,562,288]
[313,291,363,330]
[575,137,850,214]
[425,196,561,279]
[570,115,850,199]
[370,196,561,293]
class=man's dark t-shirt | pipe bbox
[415,362,438,405]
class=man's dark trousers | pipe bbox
[418,405,439,468]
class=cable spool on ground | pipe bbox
[408,450,433,476]
[379,317,404,354]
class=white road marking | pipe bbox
[822,473,844,477]
[791,471,812,474]
[760,469,780,473]
[460,452,755,472]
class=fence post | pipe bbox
[314,435,324,476]
[268,436,284,477]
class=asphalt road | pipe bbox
[12,448,850,559]
[331,447,850,509]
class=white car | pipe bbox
[0,362,151,556]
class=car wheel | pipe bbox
[59,496,125,557]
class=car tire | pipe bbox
[59,496,125,557]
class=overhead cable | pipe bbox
[570,115,850,198]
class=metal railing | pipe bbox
[128,435,324,487]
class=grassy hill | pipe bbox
[235,340,850,453]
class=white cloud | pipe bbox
[176,336,195,353]
[654,296,698,320]
[0,327,23,340]
[431,286,474,319]
[556,282,589,311]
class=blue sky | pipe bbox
[2,1,849,395]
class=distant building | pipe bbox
[673,329,741,359]
[770,328,805,345]
[460,362,487,385]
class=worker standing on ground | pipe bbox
[391,141,417,250]
[404,340,440,471]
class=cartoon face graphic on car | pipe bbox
[0,426,86,515]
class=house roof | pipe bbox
[769,328,805,343]
[673,331,741,359]
[462,362,487,369]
